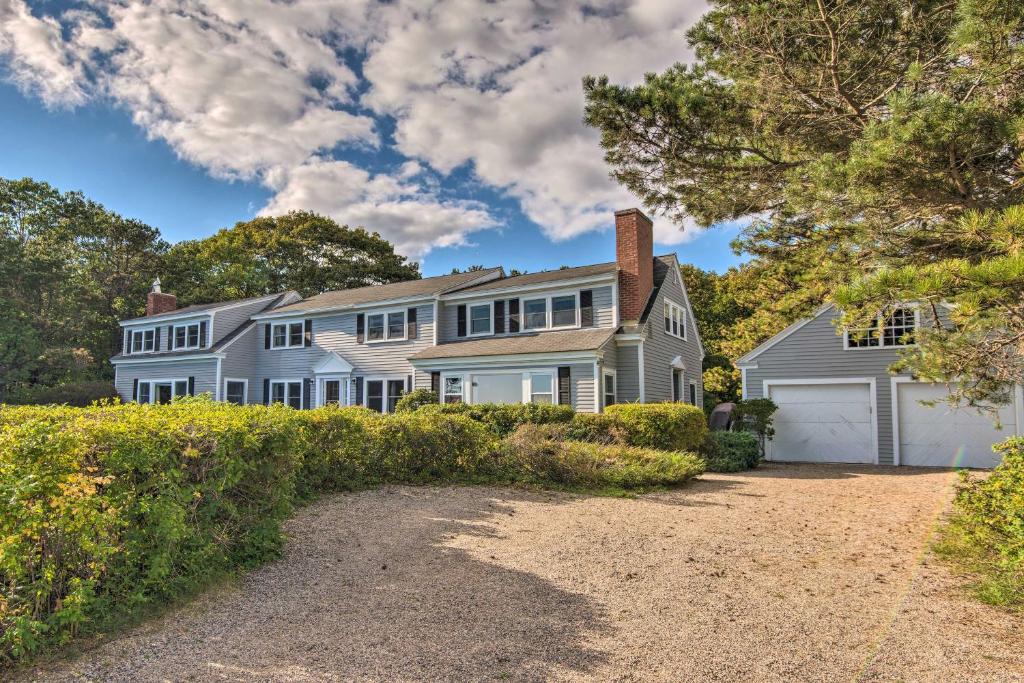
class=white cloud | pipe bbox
[0,0,710,258]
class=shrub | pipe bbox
[502,424,704,490]
[563,412,627,445]
[732,398,778,457]
[394,389,437,413]
[291,406,375,497]
[935,437,1024,609]
[2,380,119,407]
[701,431,760,472]
[605,402,708,452]
[417,401,575,436]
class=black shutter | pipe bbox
[406,375,413,392]
[690,383,697,405]
[188,377,195,396]
[304,319,313,347]
[124,330,131,354]
[356,314,365,343]
[407,307,418,340]
[456,304,467,337]
[199,320,208,348]
[167,325,173,350]
[557,367,571,406]
[494,300,505,334]
[580,290,594,327]
[354,377,364,405]
[263,378,270,404]
[430,371,440,395]
[302,378,312,409]
[508,298,520,333]
[154,326,161,351]
[132,378,139,402]
[264,324,271,349]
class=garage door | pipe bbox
[896,382,1018,468]
[767,382,875,464]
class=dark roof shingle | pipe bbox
[410,327,615,361]
[446,262,617,295]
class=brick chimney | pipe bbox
[615,208,654,323]
[146,277,177,316]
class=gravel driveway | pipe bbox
[17,463,1023,682]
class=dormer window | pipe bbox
[845,307,918,349]
[130,328,155,354]
[469,303,492,336]
[173,322,202,350]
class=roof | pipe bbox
[119,292,292,325]
[447,262,618,295]
[265,269,503,315]
[410,327,616,361]
[635,254,705,358]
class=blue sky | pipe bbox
[0,1,743,277]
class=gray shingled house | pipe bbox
[111,209,704,414]
[738,304,1022,468]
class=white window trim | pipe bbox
[843,306,920,351]
[440,373,467,404]
[602,368,617,411]
[664,299,687,340]
[137,377,189,403]
[361,374,409,412]
[467,301,494,337]
[129,326,158,355]
[365,307,408,344]
[443,368,560,406]
[269,378,303,408]
[173,322,203,351]
[521,290,580,332]
[223,378,248,405]
[270,320,307,350]
[317,375,351,408]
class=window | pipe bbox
[443,376,464,404]
[225,380,247,405]
[174,380,189,397]
[523,298,547,329]
[529,373,554,404]
[173,323,201,350]
[469,303,492,336]
[270,380,302,409]
[387,379,405,413]
[271,322,305,349]
[366,309,406,342]
[366,380,384,412]
[138,382,151,403]
[551,294,577,328]
[136,379,188,404]
[664,300,686,339]
[846,307,918,349]
[129,328,156,354]
[603,371,616,408]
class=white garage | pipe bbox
[765,380,877,464]
[893,380,1021,468]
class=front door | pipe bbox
[387,379,405,413]
[324,380,341,406]
[155,383,173,404]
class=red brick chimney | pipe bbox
[615,208,654,323]
[146,277,177,316]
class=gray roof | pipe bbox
[410,327,616,361]
[449,262,617,294]
[267,269,503,314]
[120,292,291,325]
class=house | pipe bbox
[737,304,1023,468]
[111,209,704,413]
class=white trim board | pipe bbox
[763,377,880,465]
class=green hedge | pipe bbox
[2,381,119,407]
[935,437,1024,609]
[604,402,708,451]
[417,401,575,436]
[701,431,761,472]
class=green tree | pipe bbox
[585,0,1024,405]
[164,212,420,304]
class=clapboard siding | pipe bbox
[212,297,279,345]
[642,261,704,407]
[438,284,616,343]
[219,324,260,401]
[616,344,641,403]
[114,359,218,401]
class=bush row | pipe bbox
[1,381,119,407]
[701,431,761,472]
[935,437,1024,609]
[0,398,705,665]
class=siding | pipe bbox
[742,307,908,464]
[250,302,436,405]
[616,344,641,402]
[438,284,616,343]
[114,359,219,401]
[642,262,704,407]
[219,324,260,401]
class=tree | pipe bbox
[164,212,420,305]
[585,0,1024,405]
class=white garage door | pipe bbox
[767,382,875,464]
[896,382,1018,468]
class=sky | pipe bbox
[0,0,745,277]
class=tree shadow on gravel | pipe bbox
[29,486,612,683]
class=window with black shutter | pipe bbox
[199,320,208,348]
[264,324,271,349]
[263,378,270,404]
[304,319,313,347]
[508,298,520,333]
[356,314,365,343]
[407,307,418,339]
[457,304,467,337]
[580,290,594,327]
[494,300,505,334]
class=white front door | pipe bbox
[896,382,1019,468]
[767,381,876,464]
